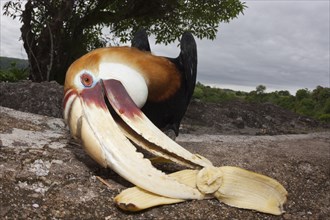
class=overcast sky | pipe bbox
[1,1,329,94]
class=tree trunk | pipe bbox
[20,0,76,84]
[20,1,41,81]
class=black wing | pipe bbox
[138,32,198,136]
[172,32,197,106]
[163,32,197,135]
[131,29,151,52]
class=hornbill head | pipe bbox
[63,46,212,200]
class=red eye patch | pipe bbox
[80,73,93,87]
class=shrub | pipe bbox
[0,62,28,82]
[318,114,330,123]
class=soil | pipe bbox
[1,81,330,219]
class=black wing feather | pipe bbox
[131,29,151,52]
[175,32,197,105]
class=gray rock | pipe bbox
[232,117,245,129]
[1,106,330,219]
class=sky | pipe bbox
[0,1,329,95]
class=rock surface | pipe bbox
[0,81,64,118]
[182,99,326,135]
[1,106,329,219]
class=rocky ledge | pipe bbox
[1,106,329,219]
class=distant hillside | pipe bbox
[193,82,330,123]
[0,57,29,70]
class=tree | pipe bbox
[277,90,291,96]
[255,85,266,94]
[312,86,330,105]
[3,0,246,84]
[295,98,315,117]
[295,88,310,101]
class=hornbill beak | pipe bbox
[63,46,287,214]
[64,71,211,200]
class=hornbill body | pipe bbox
[131,30,197,136]
[63,31,288,213]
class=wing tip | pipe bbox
[131,29,151,52]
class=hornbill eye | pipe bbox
[80,73,93,87]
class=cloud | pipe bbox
[191,1,330,93]
[0,1,329,94]
[148,1,329,94]
[0,3,26,59]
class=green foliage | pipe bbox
[295,88,310,101]
[193,82,244,103]
[323,98,330,114]
[295,98,316,117]
[0,61,29,82]
[318,114,330,123]
[256,84,266,94]
[193,84,204,99]
[111,0,247,44]
[193,82,330,123]
[274,95,295,110]
[312,86,330,107]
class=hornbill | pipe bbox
[63,31,287,214]
[63,31,209,200]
